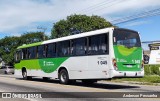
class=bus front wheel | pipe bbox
[59,69,69,84]
[22,69,32,80]
[22,70,27,80]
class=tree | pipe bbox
[0,32,48,65]
[51,14,113,38]
[0,36,20,65]
[20,32,48,44]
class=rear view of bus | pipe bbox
[111,28,144,78]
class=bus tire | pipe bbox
[22,70,27,80]
[59,69,69,84]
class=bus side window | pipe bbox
[26,48,29,59]
[99,34,108,54]
[72,38,86,56]
[88,34,108,55]
[46,43,56,58]
[22,48,26,59]
[29,47,36,59]
[15,50,22,62]
[38,45,45,58]
[57,41,70,57]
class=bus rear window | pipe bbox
[113,29,141,48]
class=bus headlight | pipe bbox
[112,59,118,70]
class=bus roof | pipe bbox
[17,27,136,49]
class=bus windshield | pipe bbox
[113,29,141,48]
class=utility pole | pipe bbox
[37,26,47,41]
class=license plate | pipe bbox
[126,65,132,68]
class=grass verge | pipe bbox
[112,75,160,84]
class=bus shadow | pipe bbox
[17,78,140,90]
[72,81,140,90]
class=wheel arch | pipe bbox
[22,67,27,74]
[58,66,70,78]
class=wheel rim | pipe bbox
[60,72,67,83]
[23,71,27,78]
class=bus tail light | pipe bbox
[112,59,118,70]
[141,60,144,70]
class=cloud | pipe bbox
[0,0,160,37]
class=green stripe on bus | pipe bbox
[14,57,69,73]
[17,42,42,49]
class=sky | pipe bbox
[0,0,160,46]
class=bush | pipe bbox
[144,65,160,76]
[144,65,150,75]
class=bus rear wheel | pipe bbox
[59,69,69,84]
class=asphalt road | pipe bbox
[0,74,159,101]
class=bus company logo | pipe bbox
[43,61,54,66]
[2,93,11,98]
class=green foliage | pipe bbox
[144,65,160,76]
[51,14,113,38]
[0,32,48,65]
[144,65,151,75]
[113,75,160,83]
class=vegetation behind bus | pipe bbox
[51,14,113,38]
[144,64,160,76]
[0,32,48,65]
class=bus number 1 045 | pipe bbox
[97,61,107,65]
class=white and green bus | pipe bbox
[14,27,144,84]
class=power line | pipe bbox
[113,12,160,25]
[77,0,119,14]
[111,8,160,25]
[86,0,127,14]
[77,0,160,25]
[77,0,110,13]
